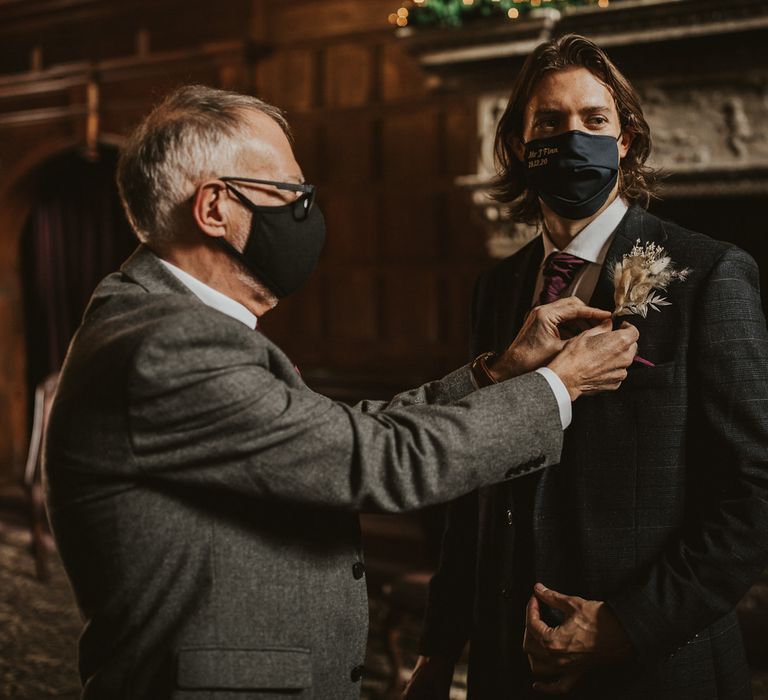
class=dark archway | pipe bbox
[20,145,137,400]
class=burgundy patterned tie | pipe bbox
[538,252,589,305]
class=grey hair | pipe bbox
[117,84,291,244]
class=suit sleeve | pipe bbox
[126,314,563,513]
[354,363,477,413]
[608,246,768,665]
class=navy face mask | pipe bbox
[216,178,326,299]
[522,130,621,220]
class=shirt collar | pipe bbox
[542,197,629,265]
[158,258,258,330]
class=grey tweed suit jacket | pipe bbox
[420,206,768,699]
[44,245,564,699]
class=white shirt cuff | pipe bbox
[535,367,572,430]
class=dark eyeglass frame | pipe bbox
[220,176,316,221]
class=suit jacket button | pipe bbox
[352,562,365,579]
[505,509,514,526]
[351,665,364,682]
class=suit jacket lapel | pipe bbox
[590,205,670,332]
[496,236,544,351]
[589,206,643,313]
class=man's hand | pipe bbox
[402,655,453,700]
[523,583,632,695]
[489,297,612,382]
[546,320,638,400]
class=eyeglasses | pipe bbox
[220,176,316,221]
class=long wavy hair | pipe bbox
[492,34,657,223]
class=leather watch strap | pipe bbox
[471,351,498,388]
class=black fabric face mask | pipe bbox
[522,130,621,220]
[217,180,326,299]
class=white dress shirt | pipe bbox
[158,258,258,330]
[530,197,629,430]
[533,196,629,305]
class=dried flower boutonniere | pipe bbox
[612,240,691,319]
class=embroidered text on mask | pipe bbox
[523,130,621,220]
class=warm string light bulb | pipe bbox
[389,0,612,29]
[388,6,409,26]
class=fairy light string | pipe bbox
[388,0,612,28]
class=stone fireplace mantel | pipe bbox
[397,0,768,257]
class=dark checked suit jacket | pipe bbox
[44,245,564,700]
[420,205,768,699]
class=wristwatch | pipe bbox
[471,351,498,388]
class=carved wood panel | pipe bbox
[324,43,373,108]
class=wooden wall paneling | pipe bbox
[380,39,429,103]
[290,271,327,347]
[0,38,34,74]
[379,191,440,262]
[41,16,137,67]
[0,0,257,69]
[444,188,486,261]
[0,270,27,476]
[0,125,82,197]
[258,269,327,365]
[443,100,477,177]
[142,0,254,54]
[0,173,40,479]
[321,112,374,185]
[0,88,72,116]
[0,389,15,473]
[380,268,440,349]
[289,116,322,185]
[214,58,248,92]
[321,192,378,263]
[258,47,317,112]
[267,0,395,44]
[324,267,379,343]
[323,42,372,109]
[439,270,481,363]
[247,0,269,44]
[380,107,439,183]
[98,69,210,128]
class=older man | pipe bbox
[406,34,768,700]
[44,85,637,699]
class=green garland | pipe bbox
[391,0,609,28]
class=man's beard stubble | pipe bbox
[229,223,279,311]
